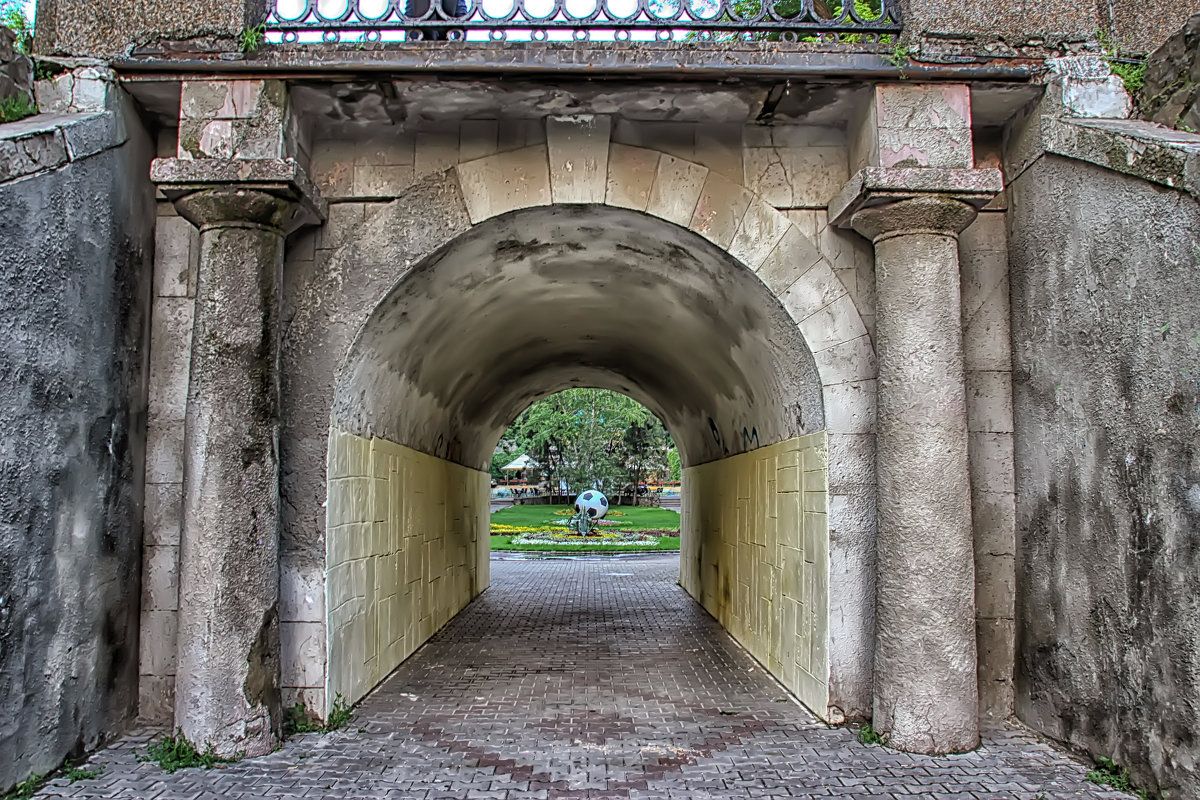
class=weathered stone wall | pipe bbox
[324,430,488,713]
[1007,153,1200,799]
[681,433,830,716]
[1138,14,1200,130]
[0,86,155,790]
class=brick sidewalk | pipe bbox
[34,556,1127,799]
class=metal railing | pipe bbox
[267,0,901,43]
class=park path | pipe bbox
[35,556,1126,799]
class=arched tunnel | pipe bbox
[324,204,835,716]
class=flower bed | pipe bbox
[510,529,666,547]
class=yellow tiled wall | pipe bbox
[325,429,490,713]
[680,433,830,716]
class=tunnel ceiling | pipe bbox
[331,204,824,470]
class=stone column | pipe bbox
[830,168,1001,754]
[152,158,324,756]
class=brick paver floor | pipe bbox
[36,555,1128,799]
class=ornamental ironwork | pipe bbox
[267,0,902,43]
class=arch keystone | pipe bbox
[546,115,612,204]
[454,144,551,224]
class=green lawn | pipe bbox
[490,503,680,553]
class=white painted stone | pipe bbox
[144,482,183,547]
[147,297,194,423]
[969,432,1015,494]
[689,171,754,250]
[779,260,849,323]
[646,154,708,227]
[546,115,612,205]
[281,622,326,688]
[727,198,791,270]
[153,216,197,298]
[605,144,660,211]
[966,370,1015,434]
[797,293,868,354]
[455,144,552,224]
[459,120,499,162]
[755,225,823,296]
[813,335,878,387]
[139,610,178,676]
[281,559,326,623]
[141,544,179,612]
[145,420,184,484]
[821,380,877,435]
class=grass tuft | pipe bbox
[1085,756,1150,799]
[142,730,236,773]
[856,723,889,746]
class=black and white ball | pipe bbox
[573,490,609,519]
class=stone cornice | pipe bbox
[151,156,327,233]
[827,167,1004,230]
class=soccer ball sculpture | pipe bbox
[574,490,609,520]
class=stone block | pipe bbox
[605,144,660,211]
[693,123,743,180]
[138,610,178,676]
[281,558,326,623]
[138,675,175,724]
[612,119,694,160]
[310,140,356,199]
[691,172,753,248]
[969,432,1015,494]
[60,111,126,161]
[316,203,367,252]
[727,197,791,270]
[779,260,849,324]
[976,617,1015,718]
[828,485,876,539]
[797,293,869,354]
[352,164,415,199]
[147,297,194,422]
[743,145,849,208]
[973,489,1016,558]
[875,84,973,133]
[975,554,1016,620]
[878,126,974,169]
[646,154,708,227]
[145,420,184,484]
[459,120,498,163]
[963,295,1014,371]
[813,335,877,387]
[141,545,179,612]
[822,380,877,435]
[826,433,875,491]
[755,224,823,296]
[415,130,461,178]
[0,124,68,184]
[966,370,1015,434]
[281,622,326,688]
[546,115,612,205]
[144,482,183,547]
[154,216,198,298]
[455,144,551,224]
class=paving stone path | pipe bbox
[39,556,1127,799]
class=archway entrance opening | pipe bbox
[325,204,833,717]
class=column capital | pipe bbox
[827,167,1003,241]
[151,157,327,234]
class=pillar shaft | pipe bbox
[171,189,296,757]
[853,196,980,753]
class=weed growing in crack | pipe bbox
[1085,756,1150,799]
[856,722,889,746]
[141,730,237,773]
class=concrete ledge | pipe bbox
[827,167,1005,228]
[0,110,126,184]
[151,156,328,230]
[1041,116,1200,200]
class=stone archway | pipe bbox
[287,132,878,729]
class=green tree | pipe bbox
[504,389,674,497]
[667,449,682,482]
[1,0,33,53]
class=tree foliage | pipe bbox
[502,389,677,496]
[1,1,33,53]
